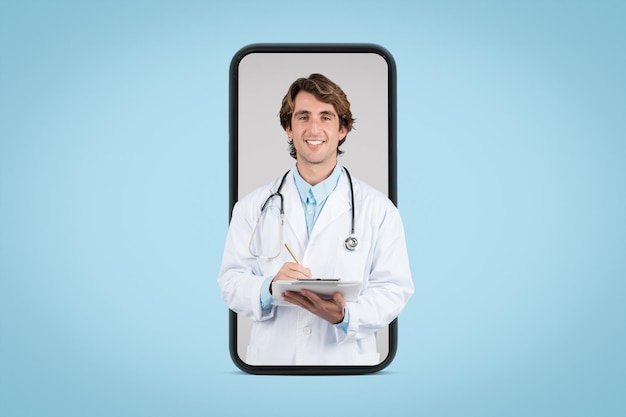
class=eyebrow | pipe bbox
[293,110,337,118]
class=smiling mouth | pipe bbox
[305,140,324,145]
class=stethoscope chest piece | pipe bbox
[344,234,359,251]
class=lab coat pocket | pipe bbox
[333,239,372,285]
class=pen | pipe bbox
[284,243,300,264]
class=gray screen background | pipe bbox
[236,51,391,364]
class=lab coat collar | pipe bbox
[280,166,354,252]
[281,168,308,252]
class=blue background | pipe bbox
[1,1,624,416]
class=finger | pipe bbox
[292,265,312,278]
[283,263,310,276]
[300,290,339,314]
[275,263,310,281]
[332,291,345,306]
[282,291,313,309]
[300,289,323,304]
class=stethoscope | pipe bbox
[260,167,359,252]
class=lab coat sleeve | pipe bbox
[217,202,275,322]
[336,203,414,344]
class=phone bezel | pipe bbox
[228,43,398,375]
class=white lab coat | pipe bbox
[218,167,414,366]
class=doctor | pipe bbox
[218,74,414,366]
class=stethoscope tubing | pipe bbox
[260,167,358,251]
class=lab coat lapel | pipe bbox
[281,173,308,255]
[309,177,351,241]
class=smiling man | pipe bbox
[282,82,349,185]
[218,74,414,366]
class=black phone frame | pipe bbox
[228,43,398,375]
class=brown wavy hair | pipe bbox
[279,74,355,159]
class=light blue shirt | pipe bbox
[293,163,343,239]
[260,164,350,332]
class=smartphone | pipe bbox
[228,43,398,374]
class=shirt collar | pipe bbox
[293,163,343,205]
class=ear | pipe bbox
[285,125,292,138]
[338,125,347,140]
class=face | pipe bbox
[285,91,347,173]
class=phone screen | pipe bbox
[228,43,398,374]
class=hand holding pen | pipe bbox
[279,245,345,323]
[271,243,312,287]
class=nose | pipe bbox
[309,120,320,134]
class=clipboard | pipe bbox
[272,280,361,306]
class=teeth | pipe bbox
[307,140,323,145]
